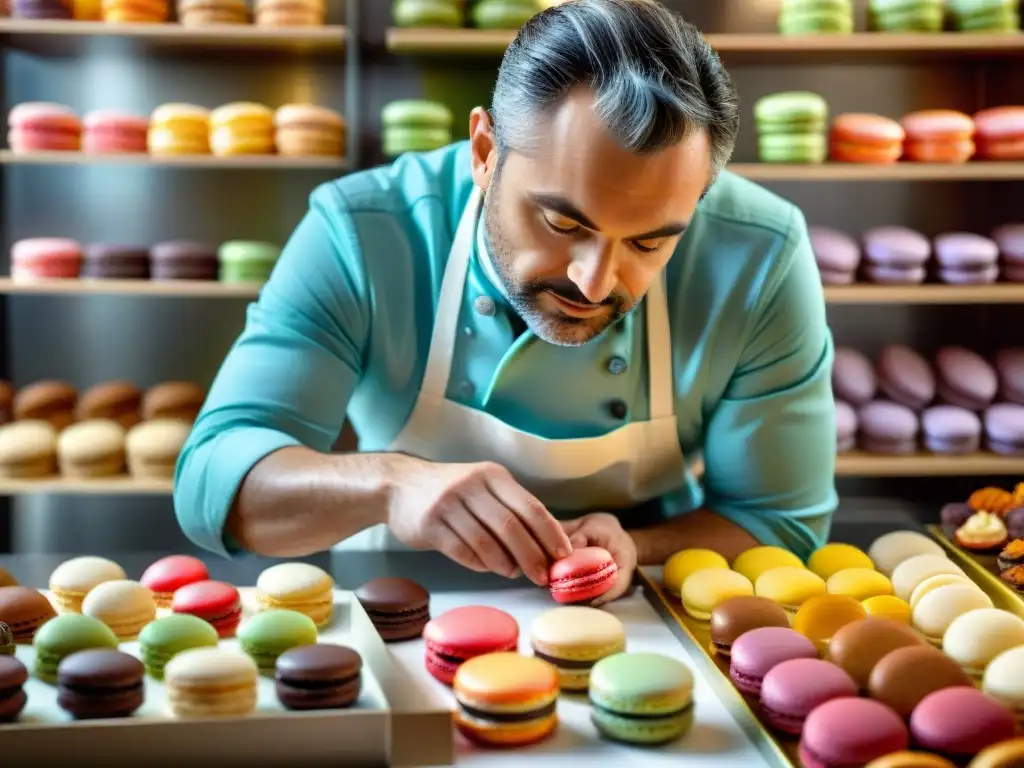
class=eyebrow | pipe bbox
[529,193,688,241]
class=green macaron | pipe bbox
[238,609,318,674]
[138,614,220,680]
[217,241,282,285]
[778,0,854,34]
[470,0,538,29]
[755,91,829,132]
[758,134,828,164]
[948,0,1020,30]
[382,100,454,158]
[589,652,695,745]
[32,614,119,684]
[392,0,464,28]
[868,3,945,32]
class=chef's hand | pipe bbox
[385,455,572,586]
[560,513,637,605]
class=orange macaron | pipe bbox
[830,113,905,164]
[900,110,975,163]
[974,106,1024,161]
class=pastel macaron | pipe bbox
[942,608,1024,680]
[876,344,935,410]
[147,103,210,156]
[800,698,909,768]
[140,555,210,609]
[807,542,875,581]
[933,345,998,409]
[777,0,855,33]
[730,627,819,698]
[255,562,334,628]
[934,233,999,285]
[912,582,994,645]
[891,553,965,602]
[589,652,694,745]
[81,580,157,640]
[454,652,560,747]
[921,406,983,455]
[57,420,126,478]
[82,110,149,154]
[0,420,57,479]
[910,687,1017,760]
[102,0,169,22]
[238,609,318,674]
[164,647,259,718]
[125,419,191,479]
[900,110,976,163]
[836,400,857,453]
[7,102,82,152]
[177,0,248,24]
[862,227,931,285]
[171,580,243,638]
[862,595,912,624]
[830,113,905,164]
[547,546,618,604]
[662,548,729,597]
[833,346,877,406]
[809,226,860,285]
[709,596,790,657]
[868,530,945,577]
[754,91,829,164]
[423,606,519,685]
[759,658,857,735]
[0,586,57,643]
[754,566,827,614]
[13,0,74,18]
[209,102,275,156]
[974,105,1024,161]
[529,606,626,691]
[254,0,325,26]
[217,240,282,285]
[32,613,120,683]
[982,646,1024,729]
[138,613,219,679]
[679,568,754,621]
[826,567,893,601]
[392,0,463,27]
[48,555,127,614]
[11,238,83,280]
[994,346,1024,402]
[994,224,1024,283]
[470,0,539,29]
[274,103,345,157]
[984,402,1024,456]
[732,546,805,584]
[792,594,868,652]
[381,99,453,157]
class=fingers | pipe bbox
[428,523,488,573]
[590,568,633,606]
[487,468,572,560]
[569,532,588,550]
[469,489,551,586]
[446,504,518,578]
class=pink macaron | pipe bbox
[11,238,83,279]
[909,686,1016,759]
[933,232,999,285]
[993,223,1024,282]
[82,110,149,154]
[7,102,82,153]
[799,698,908,768]
[548,546,618,604]
[974,106,1024,161]
[759,658,857,735]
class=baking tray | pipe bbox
[927,524,1024,619]
[2,588,453,767]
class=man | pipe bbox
[174,0,836,605]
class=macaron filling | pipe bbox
[531,649,599,671]
[458,698,557,725]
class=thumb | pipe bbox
[569,532,588,550]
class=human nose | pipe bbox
[567,240,618,304]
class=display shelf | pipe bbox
[385,28,1024,59]
[728,162,1024,182]
[0,477,173,495]
[0,150,348,170]
[835,452,1024,477]
[823,284,1024,304]
[0,18,348,57]
[0,278,262,298]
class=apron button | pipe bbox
[607,399,628,420]
[606,356,627,375]
[459,380,476,398]
[474,296,496,317]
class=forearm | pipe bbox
[226,447,400,557]
[628,509,758,565]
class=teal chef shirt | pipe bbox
[174,141,838,559]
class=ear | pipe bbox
[469,106,498,191]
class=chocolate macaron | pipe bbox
[141,381,206,423]
[275,643,362,710]
[76,381,142,430]
[81,244,150,280]
[150,241,218,281]
[57,649,145,719]
[0,655,28,722]
[355,577,430,641]
[934,346,997,411]
[0,381,12,425]
[876,345,935,410]
[0,586,57,643]
[709,596,790,657]
[12,380,77,432]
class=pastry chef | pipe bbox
[175,0,836,604]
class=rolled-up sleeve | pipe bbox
[702,210,837,560]
[174,188,370,557]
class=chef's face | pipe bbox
[471,88,711,346]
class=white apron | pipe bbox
[334,186,688,550]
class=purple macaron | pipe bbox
[994,348,1024,405]
[858,400,920,454]
[12,0,72,18]
[799,698,908,768]
[809,226,860,285]
[759,658,857,736]
[876,345,935,410]
[993,223,1024,282]
[150,241,219,281]
[729,627,818,699]
[933,232,999,285]
[934,346,997,411]
[862,226,931,285]
[909,686,1016,759]
[984,403,1024,456]
[921,405,982,455]
[940,501,974,529]
[833,347,877,406]
[81,244,150,280]
[835,400,857,453]
[1006,506,1024,540]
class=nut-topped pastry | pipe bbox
[998,539,1024,573]
[955,511,1009,552]
[968,486,1015,517]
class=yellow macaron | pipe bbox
[807,543,874,580]
[865,752,956,768]
[255,562,334,628]
[209,102,275,157]
[73,0,102,19]
[862,595,912,624]
[792,594,868,653]
[827,568,894,602]
[732,546,805,584]
[968,738,1024,768]
[679,568,753,622]
[755,566,827,614]
[663,549,729,597]
[149,103,210,156]
[102,0,168,22]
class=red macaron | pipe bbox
[170,580,242,638]
[422,606,519,686]
[548,546,619,604]
[140,555,210,609]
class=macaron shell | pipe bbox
[800,697,909,764]
[170,580,242,637]
[863,752,956,768]
[981,646,1024,724]
[969,739,1024,768]
[139,555,210,606]
[238,609,318,672]
[826,567,893,601]
[81,580,157,639]
[423,605,519,657]
[891,554,966,602]
[164,647,258,718]
[679,568,754,621]
[32,613,120,683]
[255,562,334,627]
[137,613,220,679]
[662,548,730,595]
[910,686,1017,757]
[529,606,626,659]
[942,608,1024,678]
[807,543,874,580]
[56,648,145,719]
[868,531,946,577]
[826,617,925,690]
[708,595,790,655]
[792,594,868,652]
[754,566,827,612]
[589,651,693,715]
[274,643,363,710]
[908,573,977,610]
[729,627,819,697]
[862,595,912,624]
[868,644,974,717]
[912,583,993,642]
[48,556,127,613]
[833,346,878,405]
[0,586,58,642]
[547,546,618,604]
[759,658,857,735]
[732,546,805,584]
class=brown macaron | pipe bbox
[13,380,77,431]
[0,586,57,643]
[867,644,972,717]
[709,596,791,657]
[0,381,13,425]
[76,381,142,430]
[0,567,17,588]
[141,381,206,423]
[827,618,925,691]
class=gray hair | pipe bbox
[492,0,740,178]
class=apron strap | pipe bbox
[645,271,674,420]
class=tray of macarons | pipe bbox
[638,531,1024,767]
[0,555,453,766]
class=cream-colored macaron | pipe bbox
[911,583,993,644]
[57,419,126,478]
[165,647,259,719]
[982,646,1024,731]
[82,579,157,640]
[868,531,945,577]
[909,573,978,610]
[48,555,127,614]
[0,419,57,478]
[891,554,965,602]
[943,608,1024,679]
[255,562,334,627]
[125,419,191,479]
[663,549,730,596]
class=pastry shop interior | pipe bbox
[2,0,1024,766]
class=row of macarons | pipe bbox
[777,0,1020,34]
[4,0,326,25]
[811,224,1024,286]
[663,533,1024,762]
[754,99,1024,164]
[7,102,346,158]
[10,238,281,283]
[392,0,549,30]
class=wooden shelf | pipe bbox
[0,18,347,56]
[0,278,261,298]
[836,452,1024,476]
[385,28,1024,59]
[0,476,173,495]
[0,150,347,170]
[823,284,1024,304]
[728,162,1024,182]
